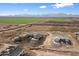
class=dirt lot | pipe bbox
[0,23,79,56]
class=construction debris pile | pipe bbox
[53,36,73,48]
[13,32,46,47]
[26,32,46,46]
[0,45,23,56]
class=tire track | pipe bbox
[30,47,79,56]
[0,24,30,32]
[0,23,79,32]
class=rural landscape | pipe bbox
[0,3,79,56]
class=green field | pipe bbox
[0,17,70,24]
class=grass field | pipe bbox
[0,17,70,24]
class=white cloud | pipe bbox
[40,6,47,8]
[52,3,74,8]
[23,9,28,11]
[0,14,10,16]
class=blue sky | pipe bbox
[0,3,79,16]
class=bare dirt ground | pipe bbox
[0,23,79,56]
